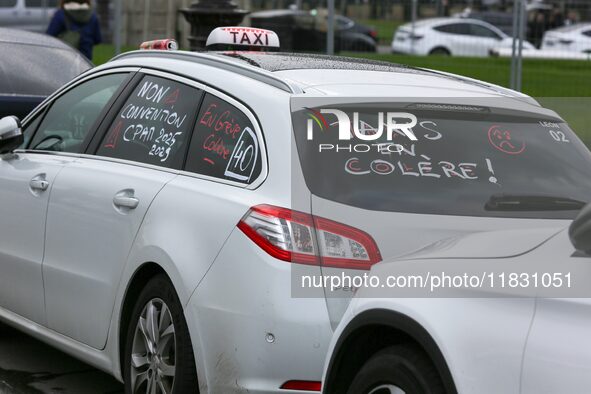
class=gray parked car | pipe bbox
[0,27,92,119]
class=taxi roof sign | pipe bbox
[206,27,280,51]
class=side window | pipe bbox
[21,110,44,148]
[335,16,353,30]
[470,24,501,39]
[96,75,202,169]
[583,30,591,38]
[0,0,17,7]
[29,74,127,153]
[185,93,263,185]
[24,0,57,6]
[435,23,470,35]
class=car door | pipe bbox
[0,0,20,28]
[448,22,491,56]
[0,71,130,325]
[42,72,203,349]
[434,23,472,56]
[468,23,504,56]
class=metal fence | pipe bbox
[245,0,591,96]
[0,0,589,96]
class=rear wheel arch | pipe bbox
[118,262,168,377]
[429,46,452,55]
[323,309,457,394]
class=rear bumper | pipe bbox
[185,229,332,394]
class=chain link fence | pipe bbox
[0,0,589,96]
[244,0,590,97]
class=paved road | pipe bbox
[0,323,123,394]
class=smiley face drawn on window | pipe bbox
[488,125,526,155]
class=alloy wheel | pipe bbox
[368,384,406,394]
[130,298,176,394]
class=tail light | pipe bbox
[237,205,382,270]
[369,30,378,40]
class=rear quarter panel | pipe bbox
[338,285,536,394]
[102,61,298,380]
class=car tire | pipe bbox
[346,344,445,394]
[123,274,198,394]
[429,47,451,56]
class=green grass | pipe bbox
[359,19,403,45]
[93,44,591,97]
[536,98,591,144]
[345,53,591,97]
[347,53,591,143]
[92,44,591,141]
[92,44,136,66]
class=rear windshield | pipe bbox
[292,104,591,219]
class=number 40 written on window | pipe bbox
[224,127,259,182]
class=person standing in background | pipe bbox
[47,0,102,61]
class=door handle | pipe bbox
[113,195,139,210]
[29,177,49,192]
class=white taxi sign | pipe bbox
[206,27,280,50]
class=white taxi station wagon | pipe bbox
[0,26,590,394]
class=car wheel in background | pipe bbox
[347,344,445,394]
[124,274,198,394]
[429,47,451,56]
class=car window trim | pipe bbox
[89,72,205,171]
[79,72,137,153]
[471,22,502,39]
[18,67,269,190]
[0,0,17,7]
[85,72,144,155]
[436,23,469,35]
[181,88,206,171]
[18,67,140,153]
[137,68,269,190]
[26,72,136,152]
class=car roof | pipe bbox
[210,52,423,73]
[549,23,591,34]
[0,28,92,96]
[110,50,538,104]
[401,17,494,30]
[0,27,74,50]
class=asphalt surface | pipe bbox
[0,323,123,394]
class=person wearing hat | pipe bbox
[47,0,102,61]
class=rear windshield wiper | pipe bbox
[485,194,586,212]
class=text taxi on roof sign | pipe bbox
[139,27,281,52]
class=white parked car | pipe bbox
[392,17,534,56]
[322,207,591,394]
[0,27,589,394]
[542,23,591,54]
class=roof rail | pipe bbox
[111,50,303,94]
